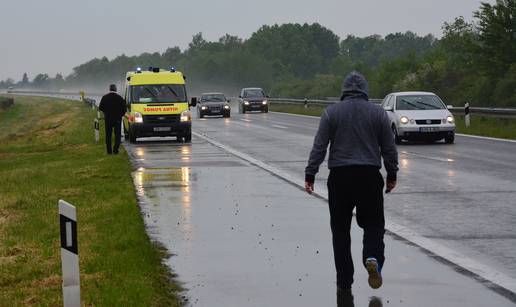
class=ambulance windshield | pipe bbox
[131,84,187,103]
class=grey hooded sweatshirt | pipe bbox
[305,71,398,183]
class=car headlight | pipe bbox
[224,105,230,109]
[262,100,268,105]
[180,111,191,122]
[447,115,455,124]
[400,116,409,124]
[244,101,250,105]
[134,112,143,123]
[201,106,207,110]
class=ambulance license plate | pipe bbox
[154,127,171,132]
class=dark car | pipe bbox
[197,93,231,118]
[238,87,269,113]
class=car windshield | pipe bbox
[243,89,265,98]
[131,84,186,103]
[201,94,226,102]
[396,95,446,110]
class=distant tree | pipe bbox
[21,73,29,86]
[32,74,49,88]
[474,0,516,77]
[246,23,340,79]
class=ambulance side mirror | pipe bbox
[190,97,197,107]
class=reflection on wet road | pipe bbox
[125,135,514,306]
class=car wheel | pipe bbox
[242,107,246,114]
[392,126,402,145]
[445,134,455,144]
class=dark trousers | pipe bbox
[105,119,121,154]
[327,166,386,288]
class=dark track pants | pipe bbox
[105,119,121,154]
[327,166,386,288]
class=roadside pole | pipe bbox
[304,98,308,109]
[94,117,100,144]
[59,200,80,307]
[465,102,471,127]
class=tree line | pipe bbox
[2,0,514,107]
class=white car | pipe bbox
[381,92,455,144]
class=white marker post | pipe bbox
[59,200,80,307]
[94,118,100,143]
[465,102,471,127]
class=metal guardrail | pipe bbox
[269,98,516,118]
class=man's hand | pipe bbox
[305,181,314,194]
[385,180,397,193]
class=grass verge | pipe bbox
[270,103,516,140]
[0,95,181,306]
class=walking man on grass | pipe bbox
[304,71,398,294]
[99,84,126,155]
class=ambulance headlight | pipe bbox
[180,111,191,122]
[201,106,207,110]
[134,112,143,123]
[244,101,250,105]
[400,116,409,125]
[447,115,455,124]
[224,105,230,109]
[262,100,268,105]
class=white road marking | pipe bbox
[270,111,320,119]
[271,124,288,129]
[456,133,516,144]
[240,118,252,122]
[193,131,516,296]
[400,150,455,163]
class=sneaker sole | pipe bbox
[366,260,382,289]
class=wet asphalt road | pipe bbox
[125,106,515,305]
[191,107,516,280]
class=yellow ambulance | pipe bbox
[123,67,197,143]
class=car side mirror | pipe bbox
[227,99,231,103]
[238,95,242,98]
[385,106,393,112]
[266,95,270,98]
[190,97,197,107]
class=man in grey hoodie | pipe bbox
[305,71,398,292]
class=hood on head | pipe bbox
[340,71,369,100]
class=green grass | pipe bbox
[454,115,516,140]
[0,96,181,306]
[270,103,516,140]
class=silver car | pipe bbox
[381,92,455,144]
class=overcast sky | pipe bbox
[0,0,492,81]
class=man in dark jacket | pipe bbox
[99,84,126,154]
[305,71,398,293]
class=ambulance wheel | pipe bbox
[129,133,137,144]
[184,133,192,143]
